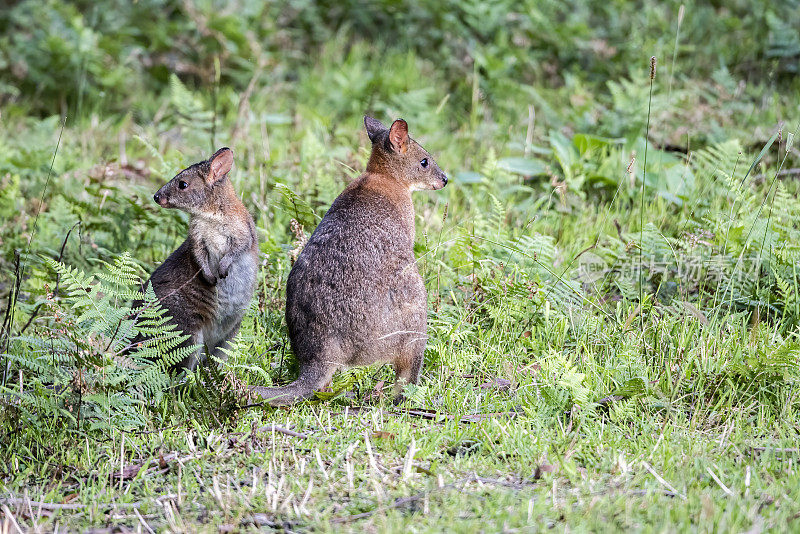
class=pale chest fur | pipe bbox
[207,251,257,344]
[217,252,257,310]
[189,215,258,346]
[190,216,246,265]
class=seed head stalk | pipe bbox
[639,56,656,329]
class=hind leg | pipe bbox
[392,339,425,405]
[251,339,345,406]
[173,332,204,372]
[209,319,243,362]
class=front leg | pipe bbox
[196,246,218,286]
[218,250,239,279]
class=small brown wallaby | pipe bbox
[252,116,447,405]
[134,148,258,370]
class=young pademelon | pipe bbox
[137,148,258,370]
[253,116,447,405]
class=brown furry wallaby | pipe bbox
[134,148,258,370]
[252,116,447,405]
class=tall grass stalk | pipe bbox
[709,130,779,323]
[1,116,66,386]
[639,56,656,324]
[748,124,800,321]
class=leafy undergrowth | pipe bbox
[4,235,800,530]
[3,0,800,531]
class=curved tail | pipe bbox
[250,364,330,406]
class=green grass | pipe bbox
[4,378,800,531]
[3,0,800,531]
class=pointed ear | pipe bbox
[364,116,387,143]
[207,147,233,184]
[388,119,409,154]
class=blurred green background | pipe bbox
[2,0,799,275]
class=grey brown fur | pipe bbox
[134,148,258,370]
[252,117,447,405]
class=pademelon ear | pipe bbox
[207,147,233,184]
[364,116,387,144]
[388,119,409,154]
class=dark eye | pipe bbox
[421,158,429,168]
[178,180,188,189]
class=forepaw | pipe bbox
[200,270,218,286]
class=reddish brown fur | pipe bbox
[252,117,446,406]
[350,173,415,235]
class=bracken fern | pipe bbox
[1,253,197,437]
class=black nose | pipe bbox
[442,175,448,185]
[153,193,160,203]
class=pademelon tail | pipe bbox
[249,364,329,407]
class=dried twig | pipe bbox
[256,423,308,439]
[394,408,518,425]
[0,498,145,511]
[1,504,23,531]
[705,466,732,495]
[748,446,800,456]
[641,461,686,501]
[135,508,156,534]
